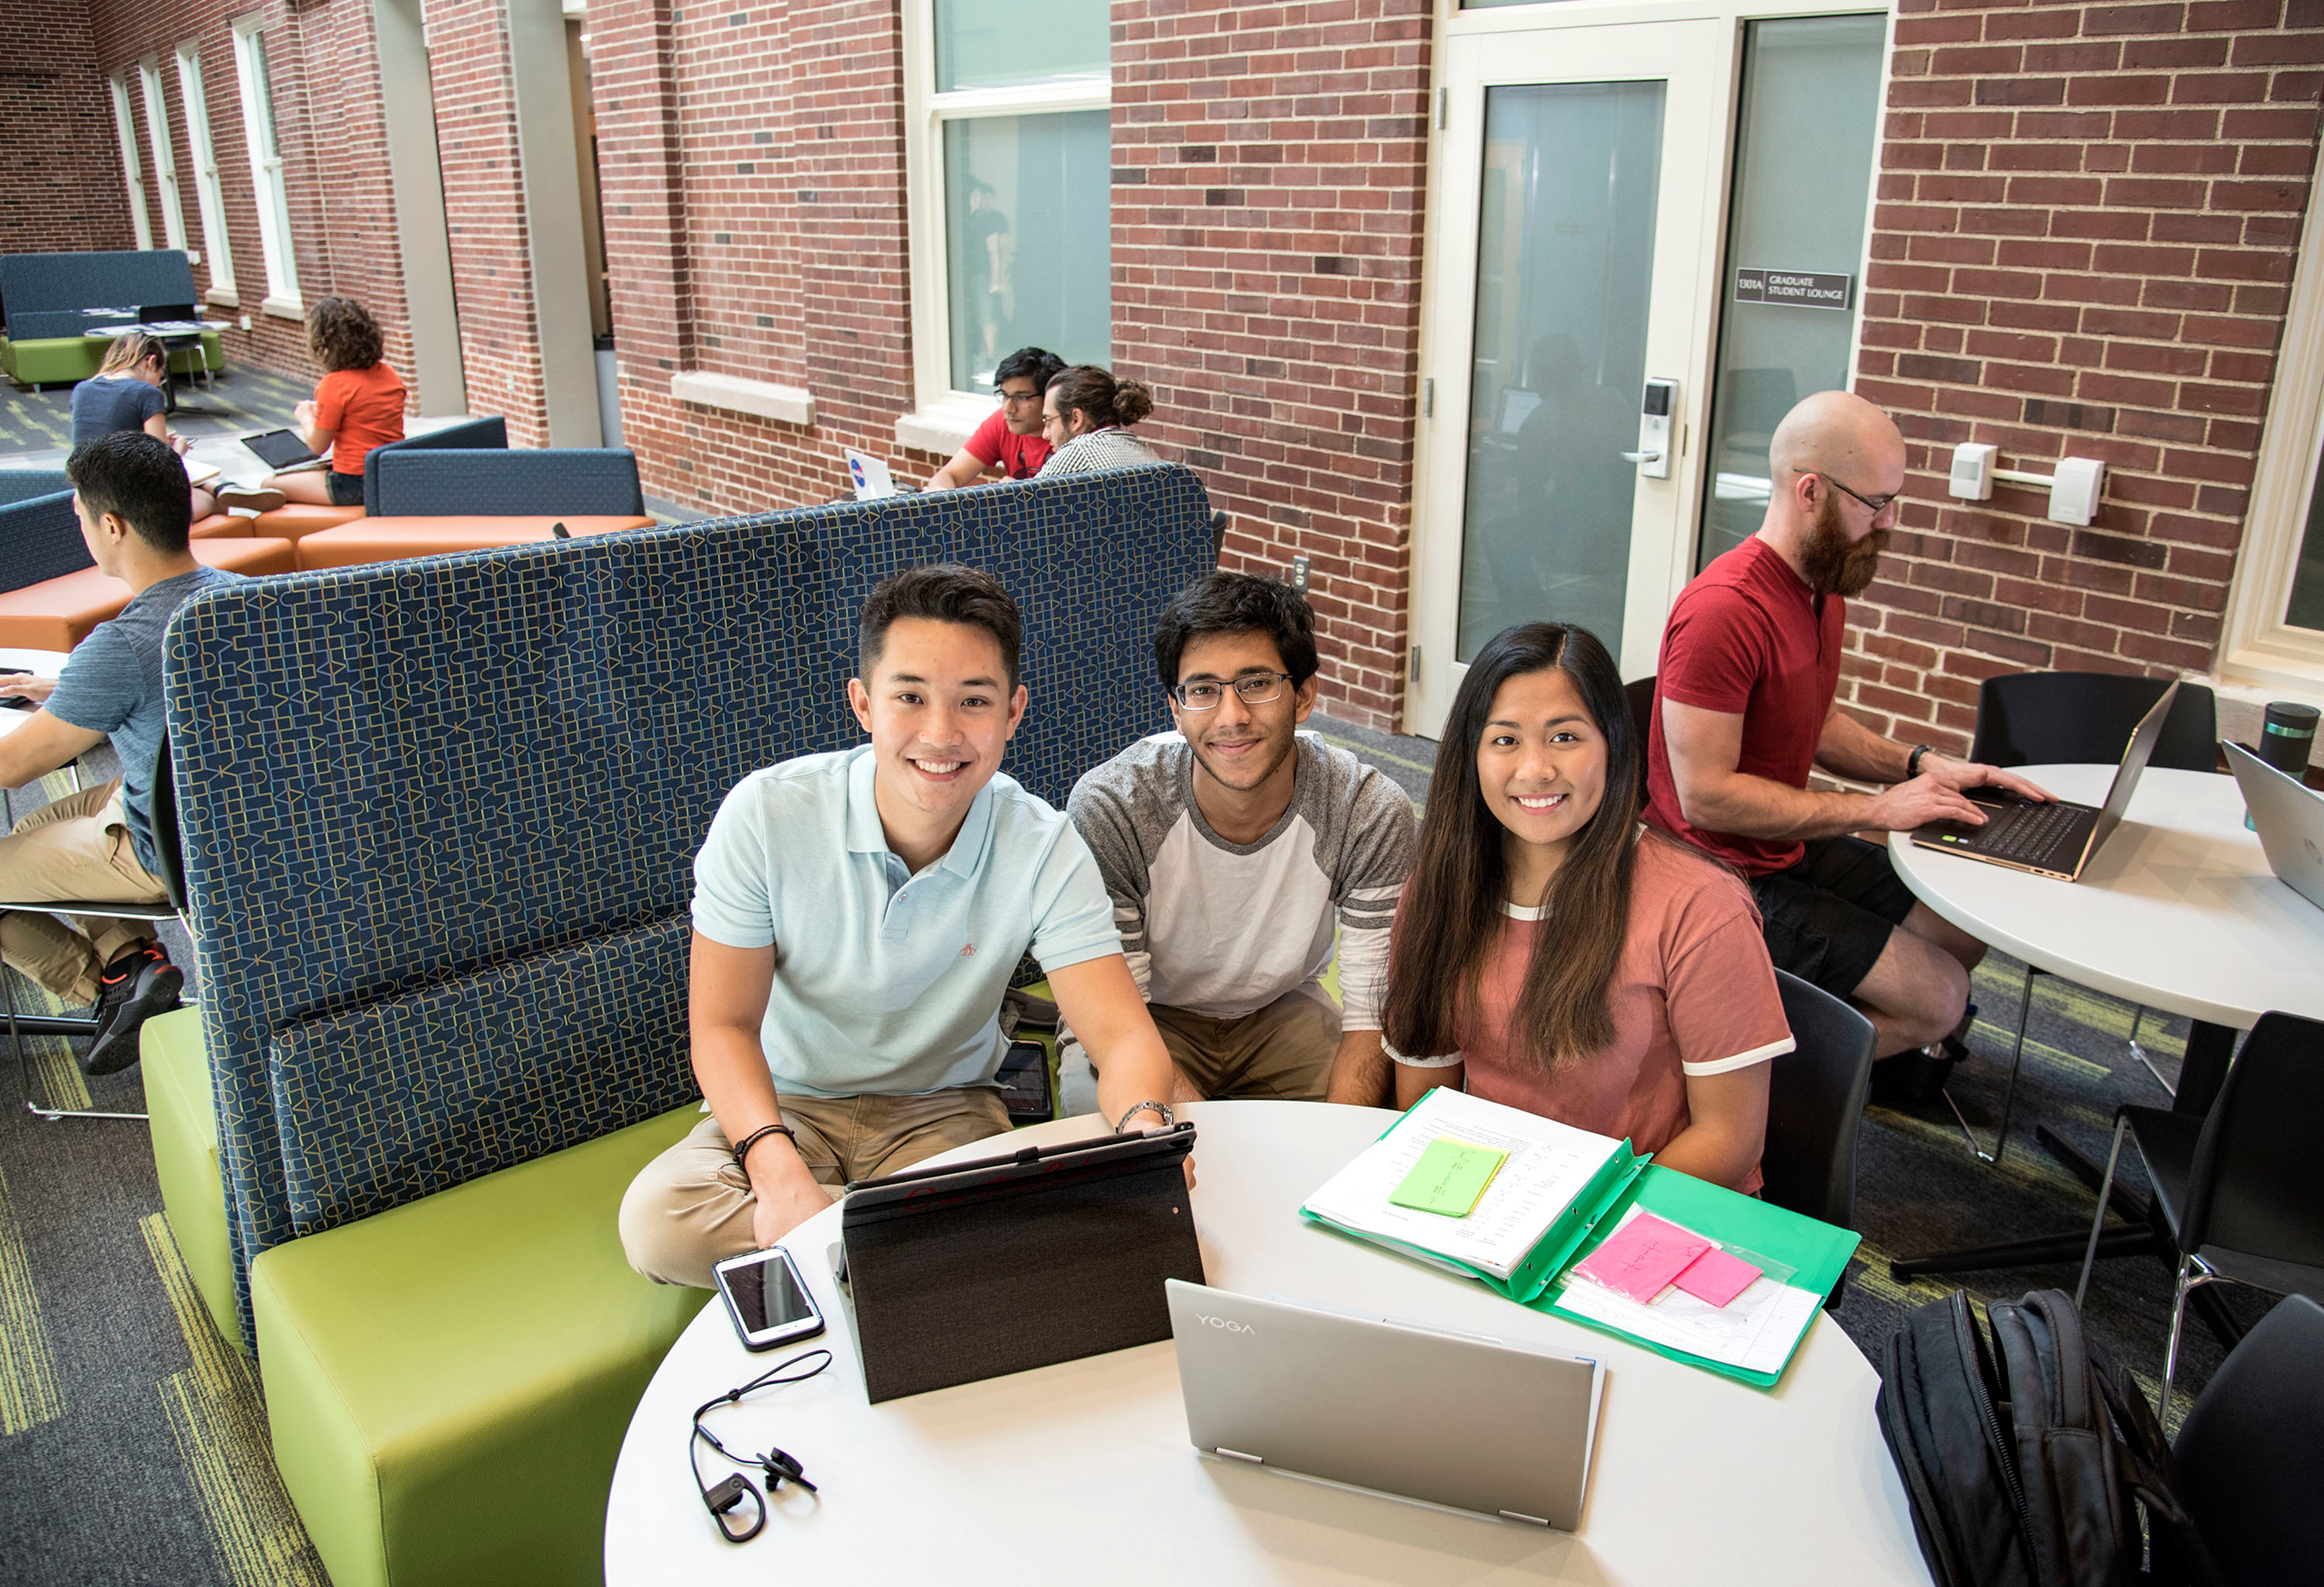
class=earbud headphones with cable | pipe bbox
[688,1347,831,1542]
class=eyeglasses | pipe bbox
[1798,468,1899,515]
[1171,673,1293,710]
[997,389,1043,407]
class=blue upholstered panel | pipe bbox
[0,470,72,507]
[0,493,96,593]
[361,416,511,514]
[0,250,197,334]
[372,448,645,517]
[11,312,95,341]
[167,461,1212,1344]
[270,914,693,1237]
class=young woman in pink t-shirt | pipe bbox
[1382,622,1792,1192]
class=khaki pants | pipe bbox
[0,779,168,1007]
[1069,984,1340,1107]
[618,1087,1014,1289]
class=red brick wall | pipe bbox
[1112,0,1434,729]
[1852,0,2324,751]
[592,0,922,510]
[0,0,136,256]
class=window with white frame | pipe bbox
[137,57,189,253]
[231,15,301,314]
[176,42,237,303]
[108,75,154,250]
[901,0,1111,436]
[2221,143,2324,696]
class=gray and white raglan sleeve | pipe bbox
[1064,754,1162,1002]
[1328,761,1418,1032]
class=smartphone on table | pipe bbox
[713,1245,826,1352]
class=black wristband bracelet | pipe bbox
[731,1123,796,1175]
[1906,744,1934,780]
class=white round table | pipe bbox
[1886,764,2324,1115]
[605,1101,1930,1585]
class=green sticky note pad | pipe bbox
[1389,1136,1508,1217]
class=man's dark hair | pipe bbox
[1153,571,1319,690]
[993,346,1065,390]
[858,564,1024,689]
[65,431,193,554]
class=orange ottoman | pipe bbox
[0,538,299,652]
[250,503,366,540]
[293,516,657,570]
[191,513,249,539]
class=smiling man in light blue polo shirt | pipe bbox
[621,564,1182,1289]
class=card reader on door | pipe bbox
[1624,378,1677,480]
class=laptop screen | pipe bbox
[2089,679,2181,854]
[242,429,319,469]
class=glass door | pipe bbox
[1410,21,1724,733]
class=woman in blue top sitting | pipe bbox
[70,333,280,517]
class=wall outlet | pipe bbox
[238,314,251,331]
[2049,457,2105,526]
[1291,555,1310,593]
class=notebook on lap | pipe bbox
[2225,739,2324,912]
[1167,1280,1604,1529]
[1910,680,2181,881]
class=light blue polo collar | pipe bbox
[842,745,997,878]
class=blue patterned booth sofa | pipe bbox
[156,462,1210,1587]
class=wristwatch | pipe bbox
[1114,1100,1174,1134]
[1906,744,1934,779]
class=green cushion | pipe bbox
[143,1008,240,1353]
[0,332,224,386]
[252,1104,708,1587]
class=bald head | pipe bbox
[1769,390,1904,485]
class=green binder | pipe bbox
[1299,1117,1648,1306]
[1532,1163,1861,1389]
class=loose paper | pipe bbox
[1568,1211,1711,1304]
[1301,1088,1625,1280]
[1553,1207,1820,1375]
[1673,1245,1762,1308]
[1388,1136,1507,1217]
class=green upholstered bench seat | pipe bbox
[144,1008,240,1353]
[250,1104,708,1587]
[1,331,223,387]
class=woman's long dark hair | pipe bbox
[1382,622,1645,1071]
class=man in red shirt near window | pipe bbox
[1643,390,2050,1090]
[923,346,1064,490]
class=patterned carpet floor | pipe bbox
[0,367,315,468]
[0,720,2277,1585]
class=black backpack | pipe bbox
[1877,1288,2222,1587]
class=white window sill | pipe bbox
[669,370,814,427]
[2202,663,2324,768]
[260,294,304,321]
[893,393,992,457]
[204,286,239,308]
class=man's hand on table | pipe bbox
[748,1147,835,1249]
[1922,753,2054,805]
[1864,771,1996,832]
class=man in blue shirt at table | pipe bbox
[620,563,1184,1289]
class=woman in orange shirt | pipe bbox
[1381,622,1789,1193]
[261,297,406,508]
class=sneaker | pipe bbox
[1865,1001,1978,1108]
[214,486,287,514]
[83,942,183,1077]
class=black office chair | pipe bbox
[1209,510,1229,565]
[1624,675,1655,800]
[1,732,192,1122]
[1763,969,1877,1310]
[137,301,211,402]
[2171,1293,2324,1585]
[2074,1011,2324,1424]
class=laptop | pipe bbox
[844,447,902,500]
[837,1123,1202,1403]
[2225,739,2324,912]
[241,428,326,471]
[1911,679,2181,881]
[1166,1280,1604,1530]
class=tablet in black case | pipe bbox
[839,1124,1203,1403]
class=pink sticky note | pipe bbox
[1673,1245,1762,1308]
[1570,1212,1713,1304]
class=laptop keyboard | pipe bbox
[1979,800,2085,867]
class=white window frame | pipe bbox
[176,42,237,304]
[231,15,302,318]
[109,74,154,250]
[895,0,1109,455]
[137,57,189,253]
[2219,146,2324,700]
